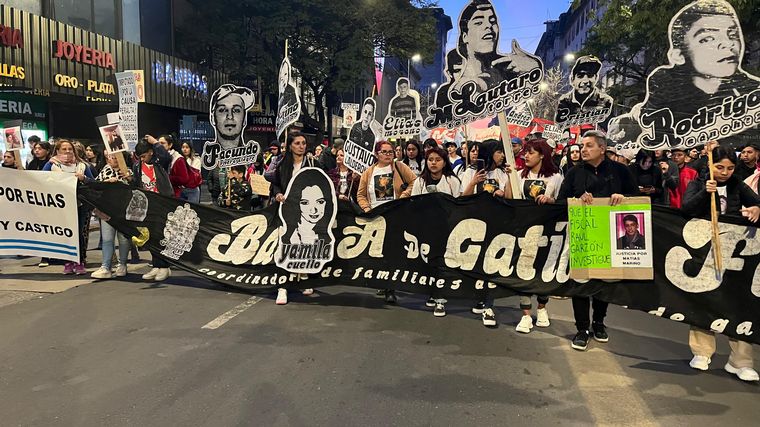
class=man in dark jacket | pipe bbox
[132,138,174,282]
[557,130,637,352]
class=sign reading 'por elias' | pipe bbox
[276,57,302,139]
[201,84,261,169]
[426,0,544,129]
[383,78,422,139]
[636,0,760,150]
[554,56,613,129]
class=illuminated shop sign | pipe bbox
[152,60,208,98]
[0,25,23,49]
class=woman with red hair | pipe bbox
[511,138,563,334]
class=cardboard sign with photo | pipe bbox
[341,103,359,129]
[200,84,261,169]
[276,57,302,139]
[382,77,422,138]
[426,0,545,130]
[554,56,614,129]
[276,167,337,274]
[344,97,380,174]
[608,110,644,161]
[3,120,23,151]
[636,0,760,150]
[99,123,127,154]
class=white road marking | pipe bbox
[202,296,262,330]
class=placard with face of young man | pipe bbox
[3,122,22,151]
[382,78,422,138]
[555,56,614,129]
[343,98,381,174]
[276,57,302,139]
[636,0,760,150]
[99,124,126,154]
[425,0,545,130]
[200,84,260,169]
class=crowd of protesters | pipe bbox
[3,126,760,382]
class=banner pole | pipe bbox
[14,151,24,170]
[497,111,523,199]
[707,148,723,274]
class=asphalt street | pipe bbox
[0,266,758,427]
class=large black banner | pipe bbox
[80,183,760,345]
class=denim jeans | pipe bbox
[100,221,130,269]
[181,187,201,204]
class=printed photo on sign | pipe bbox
[160,204,200,260]
[342,103,359,129]
[99,124,126,154]
[348,98,380,152]
[276,168,337,274]
[610,210,653,268]
[3,125,22,150]
[276,57,302,139]
[373,170,394,202]
[522,179,547,201]
[555,56,613,129]
[125,190,148,222]
[635,0,760,150]
[383,78,422,138]
[426,0,544,129]
[201,84,260,169]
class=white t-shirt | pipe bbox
[407,159,421,176]
[717,185,728,214]
[519,171,563,201]
[459,167,508,195]
[367,165,394,208]
[410,175,461,196]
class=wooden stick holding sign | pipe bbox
[706,145,723,274]
[497,111,523,199]
[13,151,24,170]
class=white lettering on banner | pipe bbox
[0,169,80,262]
[665,219,760,294]
[403,231,430,263]
[115,72,139,151]
[337,217,386,259]
[207,215,278,265]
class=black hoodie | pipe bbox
[557,158,636,200]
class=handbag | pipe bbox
[394,160,410,191]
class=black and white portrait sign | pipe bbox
[201,84,260,169]
[276,168,337,274]
[344,98,380,174]
[426,0,544,129]
[276,57,302,139]
[160,204,200,260]
[636,0,760,149]
[383,77,423,138]
[555,56,614,129]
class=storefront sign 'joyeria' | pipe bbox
[52,40,115,70]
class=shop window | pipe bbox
[51,0,119,38]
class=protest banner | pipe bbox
[568,197,653,280]
[276,57,301,139]
[0,168,79,262]
[200,84,260,169]
[344,97,380,174]
[127,69,146,103]
[425,0,544,130]
[276,168,337,273]
[382,77,422,139]
[635,0,760,150]
[3,120,22,151]
[114,71,139,151]
[554,56,614,129]
[80,184,760,346]
[341,103,359,129]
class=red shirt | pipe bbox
[141,163,158,193]
[669,165,698,208]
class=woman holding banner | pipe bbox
[43,139,95,275]
[357,140,417,304]
[681,145,760,382]
[401,145,461,317]
[91,153,133,280]
[327,148,359,203]
[26,141,52,171]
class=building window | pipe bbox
[52,0,119,38]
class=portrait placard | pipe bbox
[382,78,422,138]
[554,56,613,129]
[200,84,260,169]
[276,57,302,139]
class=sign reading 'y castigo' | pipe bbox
[0,168,80,262]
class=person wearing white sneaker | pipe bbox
[516,294,550,334]
[114,264,128,277]
[689,326,758,381]
[276,288,288,305]
[91,266,112,280]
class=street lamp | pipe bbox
[408,53,422,82]
[564,53,576,63]
[431,82,438,89]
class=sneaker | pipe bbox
[376,289,386,296]
[38,260,49,267]
[91,267,112,279]
[276,288,288,305]
[114,264,128,277]
[515,315,534,333]
[74,263,87,275]
[425,297,436,308]
[302,288,314,296]
[482,308,497,327]
[571,330,590,351]
[141,267,160,280]
[63,262,75,275]
[154,268,171,282]
[724,363,760,381]
[689,355,711,371]
[535,308,550,327]
[384,290,397,304]
[592,323,609,343]
[433,303,446,317]
[471,301,486,314]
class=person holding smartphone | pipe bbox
[630,150,664,204]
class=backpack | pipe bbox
[185,162,203,189]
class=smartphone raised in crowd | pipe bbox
[476,159,485,171]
